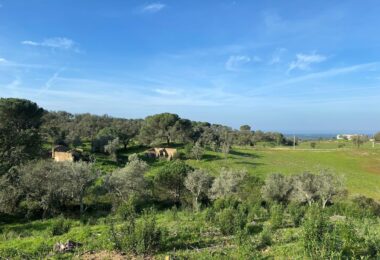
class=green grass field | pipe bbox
[95,141,380,200]
[184,144,380,200]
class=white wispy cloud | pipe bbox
[21,37,77,50]
[37,68,65,96]
[0,57,7,63]
[249,62,379,95]
[288,53,327,73]
[154,88,179,95]
[141,3,166,13]
[225,55,252,71]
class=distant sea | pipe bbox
[284,133,373,140]
[284,134,339,140]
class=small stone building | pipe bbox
[52,145,74,162]
[145,147,177,161]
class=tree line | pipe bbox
[0,98,292,175]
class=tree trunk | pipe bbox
[79,193,84,216]
[194,196,199,212]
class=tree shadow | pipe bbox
[161,233,218,252]
[229,150,261,158]
[235,161,265,167]
[202,154,222,162]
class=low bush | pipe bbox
[217,206,248,235]
[269,203,284,229]
[109,209,164,255]
[257,226,272,249]
[302,204,379,259]
[50,216,72,236]
[287,202,306,227]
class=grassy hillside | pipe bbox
[1,142,380,259]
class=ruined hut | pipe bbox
[145,147,177,161]
[52,145,75,162]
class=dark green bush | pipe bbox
[287,202,306,227]
[257,226,272,249]
[50,216,71,236]
[301,204,377,259]
[116,197,137,221]
[217,206,248,235]
[213,196,240,212]
[326,200,374,219]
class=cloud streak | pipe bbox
[288,53,327,73]
[141,3,166,13]
[21,37,77,50]
[249,62,379,95]
[225,55,252,71]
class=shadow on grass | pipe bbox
[234,161,264,167]
[162,232,218,252]
[2,221,53,234]
[229,149,261,158]
[202,154,222,162]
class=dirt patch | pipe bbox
[363,164,380,176]
[78,251,132,260]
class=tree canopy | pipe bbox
[0,98,44,175]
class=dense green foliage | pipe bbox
[0,98,44,175]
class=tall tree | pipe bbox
[154,160,192,205]
[374,132,380,142]
[0,98,44,175]
[139,113,190,145]
[112,119,141,149]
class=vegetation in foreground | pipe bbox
[0,98,380,259]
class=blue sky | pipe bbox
[1,0,380,133]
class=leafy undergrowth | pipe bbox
[2,207,379,259]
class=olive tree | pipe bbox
[191,142,204,161]
[316,170,345,208]
[291,172,320,206]
[184,170,212,211]
[104,137,120,161]
[0,160,99,217]
[261,174,293,203]
[209,168,247,200]
[107,154,149,204]
[63,161,99,215]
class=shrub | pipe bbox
[50,216,72,236]
[287,202,306,227]
[213,196,240,212]
[109,209,164,255]
[269,203,284,230]
[301,205,366,259]
[116,197,137,221]
[302,204,330,257]
[217,206,248,235]
[257,226,272,249]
